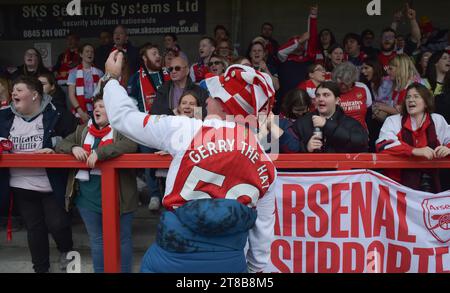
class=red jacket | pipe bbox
[376,113,450,192]
[277,16,318,64]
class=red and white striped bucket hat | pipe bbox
[204,65,275,117]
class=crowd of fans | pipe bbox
[0,4,449,273]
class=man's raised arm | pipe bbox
[102,52,192,153]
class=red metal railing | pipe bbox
[1,153,450,273]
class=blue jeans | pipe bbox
[139,145,162,200]
[77,207,134,273]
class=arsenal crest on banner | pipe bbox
[422,196,450,243]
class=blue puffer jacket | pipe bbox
[140,199,257,273]
[0,98,78,211]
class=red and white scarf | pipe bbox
[74,64,101,113]
[75,120,114,181]
[111,45,127,54]
[139,67,158,113]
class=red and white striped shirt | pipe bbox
[104,80,277,273]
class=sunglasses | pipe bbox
[168,66,186,73]
[208,61,223,67]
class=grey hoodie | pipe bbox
[10,94,54,122]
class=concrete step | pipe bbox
[0,207,160,273]
[0,206,160,251]
[0,206,160,272]
[0,246,146,273]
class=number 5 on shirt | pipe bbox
[179,166,260,208]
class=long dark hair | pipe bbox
[22,48,46,75]
[415,51,432,77]
[425,50,447,93]
[324,44,344,72]
[37,72,57,95]
[318,29,336,51]
[281,89,311,120]
[362,57,384,93]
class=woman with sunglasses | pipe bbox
[207,54,228,76]
[377,83,450,193]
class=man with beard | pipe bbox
[127,44,171,211]
[379,4,421,75]
[128,44,170,114]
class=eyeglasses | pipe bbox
[208,61,223,67]
[168,66,186,73]
[25,53,38,58]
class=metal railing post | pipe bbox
[101,163,121,273]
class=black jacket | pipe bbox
[151,78,209,116]
[50,86,68,110]
[10,65,51,81]
[435,92,450,124]
[294,107,369,153]
[0,103,78,211]
[101,42,140,74]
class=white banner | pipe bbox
[265,170,450,273]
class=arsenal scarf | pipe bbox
[75,120,114,181]
[139,67,158,113]
[74,64,101,113]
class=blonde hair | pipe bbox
[389,54,420,91]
